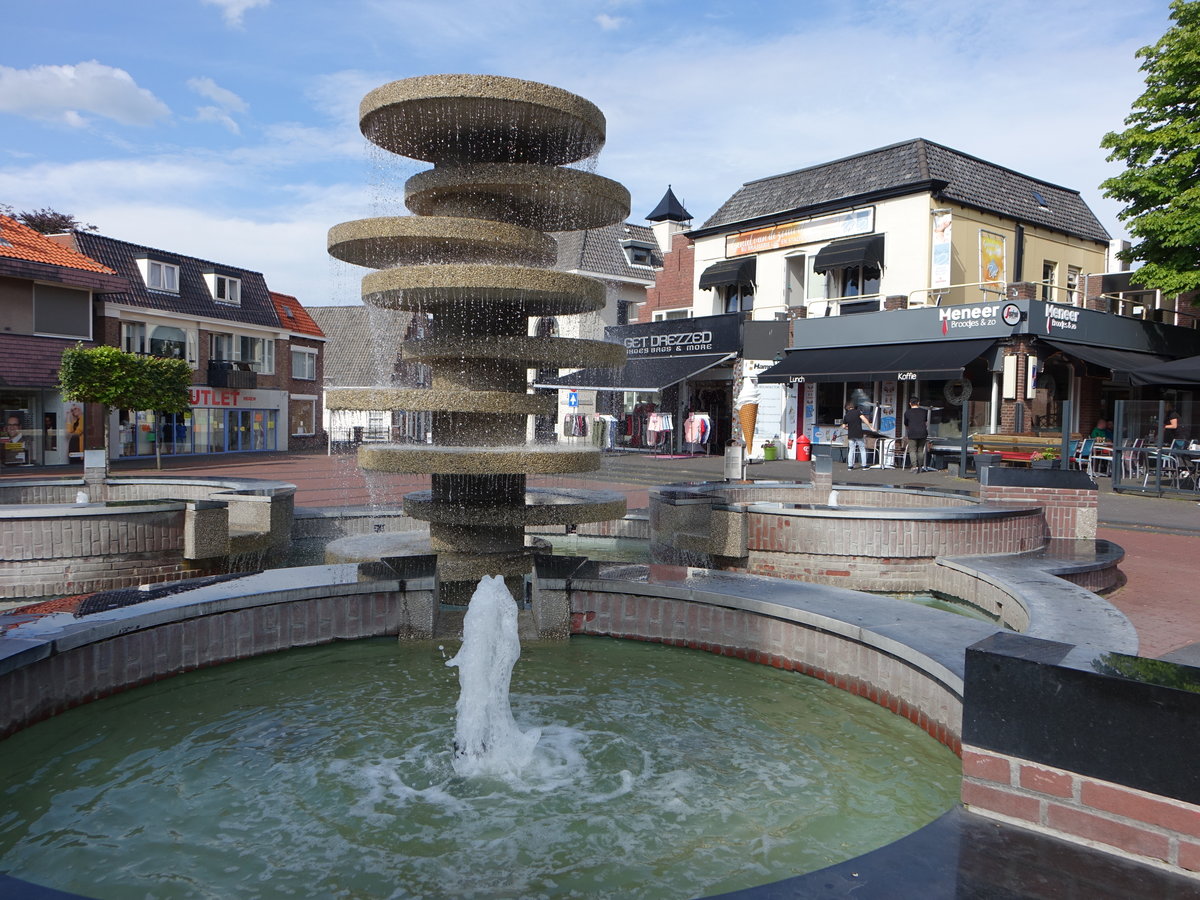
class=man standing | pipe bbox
[844,402,872,470]
[904,397,930,471]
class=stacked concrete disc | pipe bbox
[327,74,630,604]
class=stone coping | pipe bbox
[738,500,1032,522]
[542,549,1136,685]
[0,499,191,518]
[105,475,297,498]
[0,565,424,677]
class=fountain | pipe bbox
[326,74,630,615]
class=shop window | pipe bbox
[722,283,754,314]
[291,347,317,380]
[210,333,233,361]
[1041,261,1058,302]
[1066,266,1081,304]
[33,285,90,339]
[786,255,806,308]
[150,325,187,359]
[829,265,880,300]
[290,398,316,435]
[122,322,147,354]
[237,336,275,374]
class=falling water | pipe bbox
[445,575,541,777]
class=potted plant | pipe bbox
[1030,447,1061,469]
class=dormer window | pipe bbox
[203,270,241,306]
[135,257,180,293]
[620,237,656,268]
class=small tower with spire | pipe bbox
[646,185,691,258]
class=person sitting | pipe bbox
[1090,418,1113,442]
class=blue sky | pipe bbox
[0,0,1172,304]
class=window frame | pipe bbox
[122,321,147,354]
[1041,261,1058,302]
[290,346,318,380]
[147,260,180,293]
[214,274,241,306]
[237,335,276,374]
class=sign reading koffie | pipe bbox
[606,313,740,358]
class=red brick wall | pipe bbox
[979,483,1097,540]
[963,745,1200,874]
[635,231,694,322]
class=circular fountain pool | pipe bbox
[0,638,958,899]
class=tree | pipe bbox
[1100,0,1200,297]
[58,345,192,473]
[0,205,97,234]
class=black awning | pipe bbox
[533,353,734,392]
[1129,354,1200,387]
[1042,340,1169,378]
[697,257,757,290]
[812,234,885,273]
[758,338,994,384]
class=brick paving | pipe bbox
[10,448,1200,658]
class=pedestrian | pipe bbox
[1163,407,1183,445]
[903,398,930,471]
[843,402,872,470]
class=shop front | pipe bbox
[114,387,287,459]
[0,390,86,469]
[757,297,1200,458]
[534,314,745,454]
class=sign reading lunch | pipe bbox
[607,313,741,358]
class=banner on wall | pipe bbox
[979,231,1007,298]
[931,213,952,289]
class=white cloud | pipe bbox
[0,61,170,127]
[195,105,241,134]
[201,0,271,28]
[187,76,248,113]
[595,14,625,30]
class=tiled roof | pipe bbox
[270,292,325,339]
[555,222,662,282]
[0,216,116,274]
[0,334,90,388]
[71,231,281,328]
[700,139,1110,244]
[306,305,412,387]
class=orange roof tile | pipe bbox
[0,215,116,274]
[270,290,325,338]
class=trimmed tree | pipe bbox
[1100,0,1200,297]
[58,345,193,473]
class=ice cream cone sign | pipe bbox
[735,377,761,455]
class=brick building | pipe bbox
[0,215,128,467]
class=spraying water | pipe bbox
[445,576,541,777]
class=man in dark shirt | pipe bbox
[844,402,872,469]
[903,397,930,471]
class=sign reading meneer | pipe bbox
[606,313,741,358]
[792,299,1200,357]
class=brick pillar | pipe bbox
[979,468,1098,540]
[883,294,909,310]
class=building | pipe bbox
[270,291,327,450]
[307,304,430,447]
[678,139,1200,456]
[0,215,128,467]
[51,231,325,460]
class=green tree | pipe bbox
[0,205,97,234]
[58,345,192,473]
[1101,1,1200,296]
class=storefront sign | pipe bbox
[189,388,286,410]
[725,208,874,258]
[1044,305,1081,332]
[938,304,1000,334]
[606,313,741,359]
